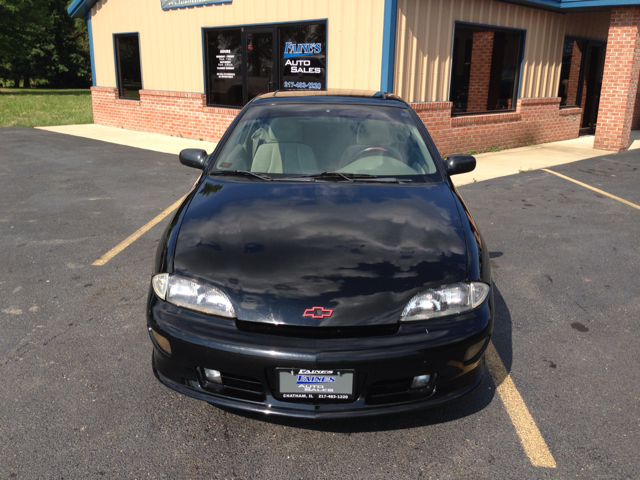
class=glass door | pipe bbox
[243,29,276,104]
[581,41,606,133]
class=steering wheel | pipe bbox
[352,145,402,162]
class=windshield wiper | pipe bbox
[282,172,402,183]
[210,170,272,181]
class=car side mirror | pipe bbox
[444,154,476,176]
[179,149,208,170]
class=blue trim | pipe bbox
[87,13,96,87]
[161,0,232,10]
[380,0,397,93]
[560,0,640,5]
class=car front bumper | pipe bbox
[147,294,493,419]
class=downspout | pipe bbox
[87,11,96,86]
[380,0,398,93]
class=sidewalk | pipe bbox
[37,124,640,185]
[37,124,219,156]
[453,131,640,186]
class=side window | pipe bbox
[114,34,142,100]
[449,24,524,115]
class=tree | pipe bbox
[0,0,91,87]
[0,0,48,86]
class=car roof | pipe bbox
[251,89,409,107]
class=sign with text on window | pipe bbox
[280,23,326,91]
[161,0,231,10]
[208,29,243,107]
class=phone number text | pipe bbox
[284,82,322,90]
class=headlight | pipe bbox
[151,274,236,318]
[400,282,490,322]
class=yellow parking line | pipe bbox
[486,342,557,468]
[542,169,640,211]
[92,195,188,266]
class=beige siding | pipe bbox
[395,0,571,102]
[91,0,385,93]
[564,11,611,41]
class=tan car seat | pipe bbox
[251,118,318,174]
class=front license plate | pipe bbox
[277,368,355,401]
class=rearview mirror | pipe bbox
[444,154,476,176]
[179,149,208,170]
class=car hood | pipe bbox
[173,178,468,326]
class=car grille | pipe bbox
[235,320,399,339]
[366,376,436,405]
[366,378,414,405]
[199,370,266,402]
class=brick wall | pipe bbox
[467,31,495,112]
[594,6,640,151]
[91,87,238,142]
[412,98,582,158]
[91,87,582,159]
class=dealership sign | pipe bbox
[161,0,231,10]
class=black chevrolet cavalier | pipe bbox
[147,90,493,418]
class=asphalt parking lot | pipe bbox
[1,126,639,479]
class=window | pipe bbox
[557,37,605,131]
[212,104,439,179]
[449,24,524,115]
[114,34,142,100]
[205,21,327,108]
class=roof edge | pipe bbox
[70,0,640,19]
[499,0,640,11]
[67,0,99,19]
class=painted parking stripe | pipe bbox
[542,169,640,211]
[92,195,188,266]
[486,342,557,468]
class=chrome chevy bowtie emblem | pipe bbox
[303,307,333,319]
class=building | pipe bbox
[68,0,640,156]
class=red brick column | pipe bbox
[594,6,640,151]
[565,41,582,106]
[467,31,494,112]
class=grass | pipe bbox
[0,88,93,127]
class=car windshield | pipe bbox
[211,103,442,182]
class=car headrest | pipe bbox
[268,118,302,143]
[357,120,391,145]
